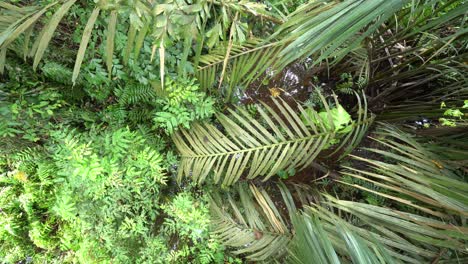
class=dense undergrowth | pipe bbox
[1,0,467,263]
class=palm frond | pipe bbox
[32,0,76,70]
[72,7,100,84]
[419,131,468,172]
[324,196,468,261]
[209,182,314,261]
[378,80,468,122]
[368,0,468,105]
[173,94,373,186]
[195,39,282,99]
[272,0,406,70]
[195,0,408,100]
[288,206,396,264]
[340,123,468,217]
[0,2,56,49]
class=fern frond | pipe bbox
[173,96,339,186]
[128,107,153,124]
[41,61,74,85]
[115,84,157,105]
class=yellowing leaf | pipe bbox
[269,87,283,97]
[14,171,28,182]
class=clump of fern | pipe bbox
[41,62,74,86]
[114,82,158,105]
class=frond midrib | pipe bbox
[181,131,334,158]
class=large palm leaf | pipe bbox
[367,0,468,105]
[272,0,407,70]
[173,95,373,186]
[288,206,396,264]
[209,182,316,261]
[210,180,467,263]
[195,0,413,100]
[324,196,468,261]
[195,39,283,99]
[0,0,99,83]
[340,124,468,217]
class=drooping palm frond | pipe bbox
[195,0,420,101]
[419,130,468,172]
[1,0,280,86]
[369,55,468,106]
[340,124,468,217]
[272,0,407,70]
[378,81,468,122]
[209,182,315,261]
[323,196,468,262]
[173,95,372,186]
[288,206,396,264]
[0,0,100,83]
[367,0,468,105]
[0,2,54,45]
[378,0,468,53]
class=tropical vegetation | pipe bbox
[0,0,467,263]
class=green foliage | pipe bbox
[153,78,215,135]
[2,0,468,263]
[0,125,168,262]
[277,168,296,180]
[335,72,365,95]
[0,141,71,262]
[288,206,395,264]
[301,103,353,133]
[48,127,167,262]
[0,66,227,262]
[115,83,157,105]
[0,86,64,142]
[439,100,467,127]
[159,191,228,264]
